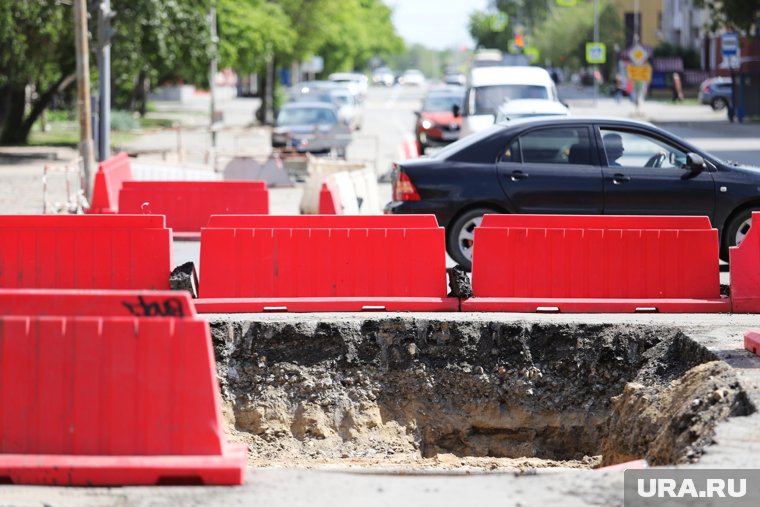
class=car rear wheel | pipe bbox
[723,208,758,261]
[711,97,728,111]
[446,208,498,271]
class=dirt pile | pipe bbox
[210,318,754,469]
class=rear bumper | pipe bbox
[384,200,455,228]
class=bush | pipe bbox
[110,110,140,131]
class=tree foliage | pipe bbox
[0,1,74,144]
[110,0,213,112]
[0,0,404,144]
[469,0,551,50]
[532,0,623,77]
[695,0,760,35]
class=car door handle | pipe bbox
[611,173,631,184]
[510,170,529,181]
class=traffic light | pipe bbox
[515,34,524,48]
[98,0,117,48]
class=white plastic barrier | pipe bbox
[330,172,360,215]
[299,158,375,214]
[132,162,221,181]
[349,168,381,215]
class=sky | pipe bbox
[388,0,491,51]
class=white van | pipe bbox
[460,66,559,137]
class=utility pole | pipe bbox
[209,5,218,150]
[74,0,95,198]
[97,0,116,162]
[593,0,599,106]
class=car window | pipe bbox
[600,128,688,169]
[501,127,591,165]
[277,107,336,126]
[470,85,550,115]
[422,94,464,112]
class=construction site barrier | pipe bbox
[463,214,729,313]
[0,289,246,486]
[196,215,456,312]
[88,152,132,214]
[118,180,269,239]
[745,330,760,356]
[0,215,171,290]
[319,181,341,214]
[729,211,760,313]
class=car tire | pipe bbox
[711,97,728,111]
[723,208,759,261]
[446,208,499,271]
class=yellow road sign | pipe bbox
[626,64,652,83]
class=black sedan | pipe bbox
[385,116,760,270]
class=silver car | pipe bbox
[271,102,352,158]
[698,76,732,110]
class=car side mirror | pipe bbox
[561,101,570,109]
[452,104,460,118]
[414,111,421,117]
[686,152,706,173]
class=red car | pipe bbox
[415,88,465,154]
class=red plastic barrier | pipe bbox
[729,212,760,313]
[89,152,132,214]
[206,214,439,229]
[464,215,727,313]
[119,180,269,238]
[0,215,172,290]
[745,330,760,356]
[319,181,341,214]
[0,290,246,486]
[197,215,454,312]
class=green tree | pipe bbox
[0,1,75,145]
[533,0,623,77]
[695,0,760,36]
[217,0,294,75]
[469,0,551,50]
[110,0,213,114]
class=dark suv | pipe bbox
[385,116,760,269]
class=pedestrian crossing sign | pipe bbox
[586,43,606,64]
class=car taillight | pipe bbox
[393,170,421,201]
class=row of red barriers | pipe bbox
[88,153,269,237]
[6,212,760,313]
[0,289,246,486]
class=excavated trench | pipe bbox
[210,319,754,469]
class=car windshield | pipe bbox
[277,107,336,126]
[332,94,350,106]
[472,85,550,115]
[423,94,464,112]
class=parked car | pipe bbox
[372,67,395,87]
[443,68,466,86]
[386,116,760,269]
[399,69,426,86]
[698,76,732,111]
[331,87,363,131]
[271,102,351,158]
[494,99,570,123]
[415,88,466,154]
[328,72,368,101]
